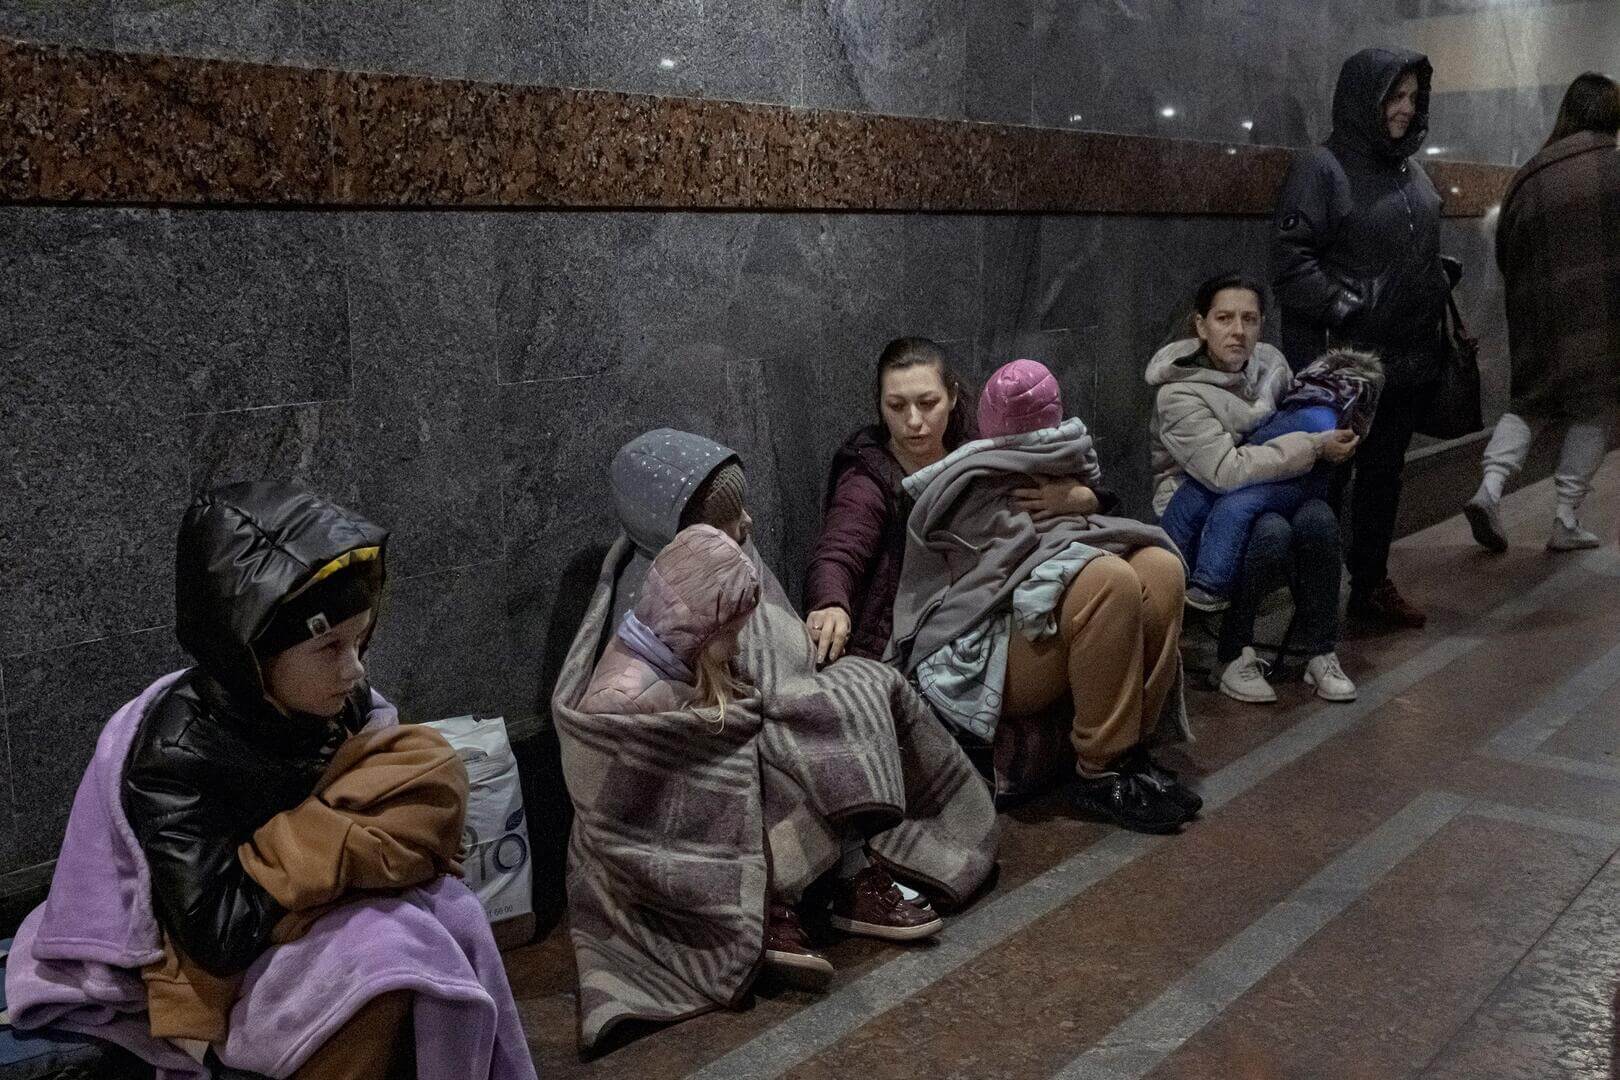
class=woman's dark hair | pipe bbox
[1193,272,1270,318]
[874,336,976,450]
[1545,72,1620,149]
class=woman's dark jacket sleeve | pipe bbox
[1271,148,1366,329]
[805,468,889,616]
[123,736,287,977]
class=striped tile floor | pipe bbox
[506,456,1620,1080]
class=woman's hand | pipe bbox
[1316,429,1360,463]
[1013,476,1100,521]
[806,606,852,665]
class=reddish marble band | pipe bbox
[0,38,1510,216]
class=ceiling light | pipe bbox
[1425,146,1443,155]
[659,57,677,70]
[1068,113,1084,123]
[1240,120,1254,131]
[1160,106,1177,118]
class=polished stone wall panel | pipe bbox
[695,0,806,107]
[365,561,511,724]
[0,0,1555,880]
[1,209,190,413]
[0,666,18,875]
[0,193,1522,877]
[0,405,188,658]
[0,0,1578,169]
[344,213,505,579]
[4,627,187,865]
[966,0,1034,125]
[1,39,1512,216]
[170,212,352,413]
[186,400,358,504]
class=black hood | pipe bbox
[175,482,390,707]
[1328,48,1433,163]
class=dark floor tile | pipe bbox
[1153,816,1613,1080]
[1420,851,1620,1080]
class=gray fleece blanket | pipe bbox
[888,419,1191,745]
[552,536,999,1050]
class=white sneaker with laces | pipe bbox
[1547,519,1601,552]
[1219,647,1276,703]
[1304,652,1357,702]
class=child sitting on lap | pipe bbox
[1161,348,1383,611]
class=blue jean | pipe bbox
[1162,405,1338,596]
[1215,499,1342,663]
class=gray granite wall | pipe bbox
[0,0,1589,165]
[0,205,1507,885]
[0,0,1548,884]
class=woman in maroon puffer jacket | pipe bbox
[805,337,1120,663]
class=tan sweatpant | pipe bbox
[1002,547,1185,775]
[293,989,412,1080]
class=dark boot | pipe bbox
[1348,577,1427,629]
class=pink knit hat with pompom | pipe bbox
[977,359,1063,437]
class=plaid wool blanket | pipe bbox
[551,536,998,1049]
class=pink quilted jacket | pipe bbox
[579,525,761,714]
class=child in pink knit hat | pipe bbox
[978,358,1064,438]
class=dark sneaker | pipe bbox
[1463,493,1508,553]
[1067,771,1188,834]
[1348,578,1427,630]
[765,903,833,980]
[1117,746,1202,818]
[827,865,943,942]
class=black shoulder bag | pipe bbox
[1415,262,1483,439]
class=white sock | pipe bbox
[1480,472,1506,502]
[1556,502,1580,529]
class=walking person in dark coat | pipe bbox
[1465,72,1620,554]
[1272,47,1449,629]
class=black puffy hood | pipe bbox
[175,482,389,707]
[1329,48,1433,163]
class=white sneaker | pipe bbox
[1547,519,1601,552]
[1304,652,1357,702]
[1219,647,1276,703]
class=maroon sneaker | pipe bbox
[1348,577,1427,629]
[827,865,943,942]
[764,903,833,979]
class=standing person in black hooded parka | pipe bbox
[1272,47,1448,631]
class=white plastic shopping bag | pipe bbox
[422,715,534,942]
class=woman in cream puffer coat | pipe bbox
[1146,274,1360,707]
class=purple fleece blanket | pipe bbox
[2,670,537,1080]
